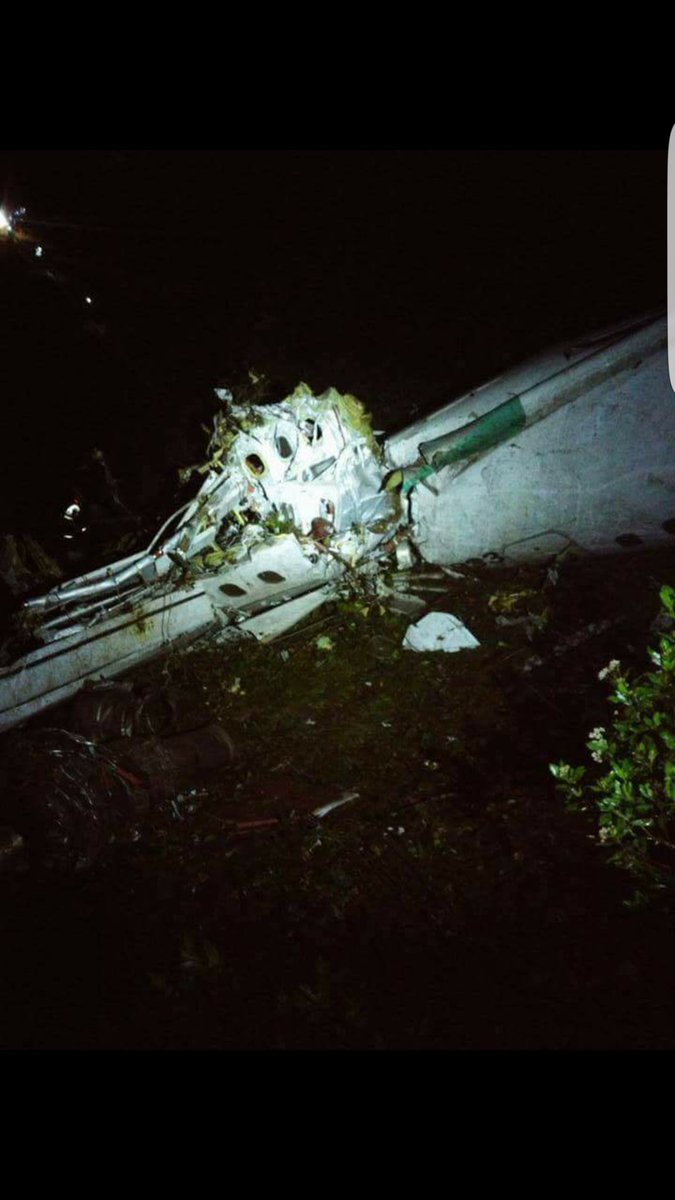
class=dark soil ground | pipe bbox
[2,542,675,1051]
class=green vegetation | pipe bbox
[551,584,675,902]
[262,510,299,537]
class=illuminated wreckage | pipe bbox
[0,309,673,731]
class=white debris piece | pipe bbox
[402,611,479,653]
[312,791,360,820]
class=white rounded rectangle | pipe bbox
[662,126,667,388]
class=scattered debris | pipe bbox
[70,680,177,739]
[0,720,236,868]
[386,592,427,617]
[402,611,480,653]
[312,791,360,820]
[314,635,335,652]
[0,728,147,869]
[1,310,674,737]
[488,589,539,615]
[110,723,236,797]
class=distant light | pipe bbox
[85,296,92,304]
[35,245,43,257]
[0,208,11,232]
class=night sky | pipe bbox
[0,146,668,540]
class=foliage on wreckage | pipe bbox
[0,310,674,732]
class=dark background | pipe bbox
[0,146,668,549]
[0,145,671,1051]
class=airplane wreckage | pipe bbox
[0,309,673,732]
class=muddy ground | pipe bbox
[2,541,675,1050]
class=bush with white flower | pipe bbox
[551,585,675,898]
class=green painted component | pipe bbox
[433,395,526,465]
[402,395,527,495]
[401,464,435,494]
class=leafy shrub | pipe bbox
[550,585,675,899]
